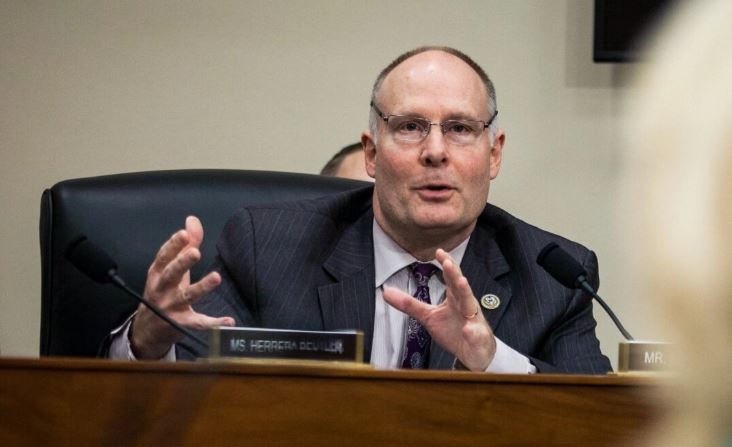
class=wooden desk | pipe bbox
[0,357,666,446]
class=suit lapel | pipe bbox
[461,222,512,330]
[318,210,376,361]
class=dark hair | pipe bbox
[320,142,363,176]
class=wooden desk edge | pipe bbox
[0,355,672,387]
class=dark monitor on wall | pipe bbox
[593,0,676,63]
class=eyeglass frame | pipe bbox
[370,101,498,145]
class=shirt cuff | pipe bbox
[108,313,176,361]
[484,337,536,374]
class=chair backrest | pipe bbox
[39,169,368,357]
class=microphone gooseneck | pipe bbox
[65,236,209,353]
[537,242,634,341]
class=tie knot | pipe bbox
[410,262,438,286]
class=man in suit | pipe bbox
[118,46,611,374]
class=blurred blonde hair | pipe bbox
[622,0,732,445]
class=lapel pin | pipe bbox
[480,294,500,310]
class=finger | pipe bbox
[436,249,467,297]
[436,249,460,285]
[435,249,480,319]
[150,229,191,275]
[184,313,237,331]
[185,215,204,249]
[181,271,221,306]
[157,247,201,290]
[383,286,432,320]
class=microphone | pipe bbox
[65,235,208,353]
[537,242,634,341]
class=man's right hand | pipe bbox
[129,215,235,359]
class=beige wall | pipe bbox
[0,1,647,368]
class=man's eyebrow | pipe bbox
[393,110,482,122]
[389,110,429,120]
[445,114,481,121]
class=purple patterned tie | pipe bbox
[401,262,439,369]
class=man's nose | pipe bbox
[420,124,449,166]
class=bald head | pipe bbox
[369,46,497,137]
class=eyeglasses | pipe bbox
[371,101,497,146]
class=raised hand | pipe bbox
[130,216,234,359]
[382,248,497,371]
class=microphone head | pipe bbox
[536,242,588,290]
[65,235,118,284]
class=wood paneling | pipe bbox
[0,357,667,446]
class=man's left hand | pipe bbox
[382,248,497,371]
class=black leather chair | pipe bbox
[39,169,368,357]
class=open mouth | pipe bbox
[416,184,454,199]
[422,184,452,191]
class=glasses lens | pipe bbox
[443,120,483,145]
[387,116,430,142]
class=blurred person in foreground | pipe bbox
[621,0,732,445]
[320,142,373,182]
[111,46,611,374]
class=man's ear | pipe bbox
[362,132,377,178]
[489,129,506,180]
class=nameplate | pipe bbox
[618,340,672,373]
[208,327,365,363]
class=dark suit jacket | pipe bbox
[189,186,612,374]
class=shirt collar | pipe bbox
[372,218,470,287]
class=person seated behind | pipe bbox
[111,46,611,374]
[320,142,374,182]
